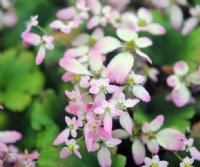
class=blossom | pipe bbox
[94,100,121,135]
[87,0,113,29]
[89,78,118,95]
[142,155,169,167]
[126,72,151,102]
[133,7,166,35]
[132,115,185,165]
[166,60,200,107]
[54,116,79,145]
[25,15,38,32]
[21,32,54,65]
[179,157,194,167]
[60,139,81,159]
[183,138,200,161]
[116,28,152,63]
[182,5,200,35]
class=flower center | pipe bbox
[125,40,135,51]
[73,75,80,83]
[99,85,106,93]
[104,106,111,113]
[68,145,74,151]
[184,163,191,167]
[170,0,177,4]
[126,76,134,86]
[116,102,126,110]
[88,38,97,47]
[68,124,74,129]
[151,163,158,167]
[146,131,155,139]
[138,19,146,27]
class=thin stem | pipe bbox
[76,136,84,143]
[173,152,183,161]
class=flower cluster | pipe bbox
[0,131,39,167]
[0,0,18,29]
[167,60,200,107]
[20,0,200,167]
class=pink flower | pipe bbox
[87,0,112,29]
[22,32,54,65]
[133,7,166,35]
[166,61,200,107]
[142,155,168,167]
[60,139,81,159]
[0,131,22,144]
[116,28,152,63]
[25,15,38,32]
[182,5,200,35]
[89,78,118,95]
[183,138,200,161]
[94,100,121,135]
[180,157,194,167]
[126,72,151,102]
[54,116,79,145]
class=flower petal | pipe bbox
[150,115,164,132]
[104,113,112,136]
[117,28,138,42]
[97,147,111,167]
[135,49,152,64]
[182,17,199,36]
[147,139,159,154]
[54,129,69,145]
[36,46,46,65]
[132,85,151,102]
[132,138,146,165]
[156,128,185,150]
[169,5,183,30]
[119,112,133,135]
[94,37,121,54]
[60,147,72,159]
[0,131,22,144]
[107,52,134,84]
[147,23,166,35]
[173,61,189,76]
[56,7,76,20]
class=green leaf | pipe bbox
[0,48,44,111]
[112,154,126,167]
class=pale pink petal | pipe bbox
[74,150,82,159]
[107,85,119,94]
[190,147,200,160]
[107,52,134,84]
[94,37,121,54]
[173,61,189,76]
[87,16,100,29]
[64,46,89,58]
[54,129,69,145]
[112,129,130,139]
[21,32,41,46]
[147,139,159,154]
[135,37,152,48]
[124,99,140,108]
[116,28,138,42]
[138,7,152,23]
[36,46,46,65]
[105,138,121,147]
[0,131,22,144]
[56,7,76,20]
[132,138,146,165]
[92,28,104,39]
[104,113,112,136]
[87,0,101,15]
[60,147,72,159]
[166,75,180,87]
[150,115,164,132]
[97,147,111,167]
[171,85,190,107]
[135,49,152,64]
[156,128,185,150]
[59,57,91,75]
[133,74,146,84]
[89,49,103,72]
[119,112,133,135]
[132,85,151,102]
[169,5,183,30]
[94,106,104,114]
[147,23,166,35]
[50,20,63,29]
[141,122,151,133]
[182,17,199,36]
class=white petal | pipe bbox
[169,5,183,30]
[182,17,199,36]
[116,28,138,42]
[97,147,111,167]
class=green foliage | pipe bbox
[0,49,44,111]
